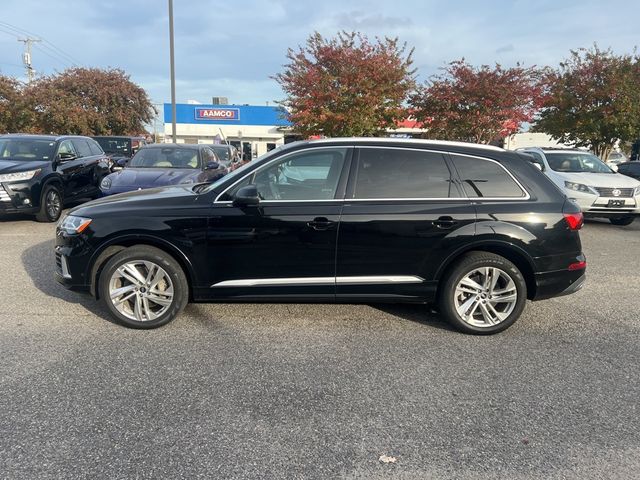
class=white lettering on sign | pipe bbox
[195,108,239,121]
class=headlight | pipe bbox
[0,169,41,182]
[634,186,640,197]
[100,176,112,190]
[58,215,92,234]
[564,181,596,195]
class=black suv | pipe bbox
[92,136,147,171]
[55,139,586,334]
[0,134,109,222]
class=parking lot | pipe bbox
[0,215,639,479]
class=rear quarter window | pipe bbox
[450,154,527,198]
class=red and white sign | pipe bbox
[195,108,240,121]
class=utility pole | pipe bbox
[168,0,177,143]
[18,37,41,84]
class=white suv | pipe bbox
[518,147,640,226]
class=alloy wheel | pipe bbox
[453,267,518,328]
[46,190,61,219]
[108,261,174,322]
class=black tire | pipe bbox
[438,252,527,335]
[35,184,63,222]
[98,245,188,329]
[609,216,635,226]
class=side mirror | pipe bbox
[58,152,77,162]
[533,162,543,171]
[117,158,129,167]
[233,184,260,207]
[205,161,220,170]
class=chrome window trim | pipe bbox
[211,275,424,288]
[214,145,351,203]
[214,146,531,204]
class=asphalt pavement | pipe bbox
[0,215,639,479]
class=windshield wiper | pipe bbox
[192,182,210,194]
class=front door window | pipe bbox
[224,148,348,201]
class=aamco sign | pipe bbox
[195,108,240,121]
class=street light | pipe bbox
[168,0,177,143]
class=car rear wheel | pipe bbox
[438,252,527,334]
[609,216,635,226]
[35,185,63,222]
[99,245,188,329]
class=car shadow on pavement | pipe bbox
[371,303,456,332]
[21,239,116,324]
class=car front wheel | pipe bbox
[35,185,63,222]
[609,216,635,226]
[438,252,527,335]
[99,245,188,329]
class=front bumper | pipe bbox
[54,230,93,291]
[0,182,39,215]
[567,190,640,217]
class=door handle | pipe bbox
[307,217,336,231]
[433,216,458,229]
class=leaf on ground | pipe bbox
[379,454,397,464]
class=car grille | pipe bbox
[0,186,11,202]
[594,187,634,198]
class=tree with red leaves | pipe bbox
[410,60,544,144]
[274,31,415,137]
[25,67,155,136]
[0,75,34,134]
[534,46,640,159]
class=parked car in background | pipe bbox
[605,151,628,171]
[92,136,147,171]
[56,138,586,334]
[99,143,227,196]
[518,147,640,226]
[617,161,640,181]
[0,134,109,222]
[209,143,240,169]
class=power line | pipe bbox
[0,21,80,66]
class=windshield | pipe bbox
[545,152,613,173]
[130,147,201,169]
[0,138,56,161]
[94,137,131,155]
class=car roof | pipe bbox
[141,143,201,150]
[0,133,90,141]
[299,137,505,152]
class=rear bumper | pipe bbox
[533,269,586,300]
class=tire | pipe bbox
[98,245,188,329]
[609,216,635,226]
[438,252,527,335]
[35,184,63,222]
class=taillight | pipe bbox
[568,260,587,271]
[563,212,584,230]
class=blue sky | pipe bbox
[1,0,638,108]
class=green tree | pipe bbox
[409,60,544,144]
[26,67,156,135]
[534,46,640,159]
[274,31,415,137]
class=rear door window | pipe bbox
[72,139,93,158]
[450,155,527,198]
[353,148,457,199]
